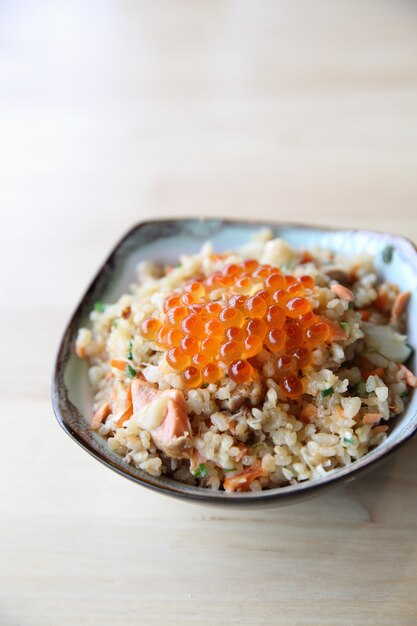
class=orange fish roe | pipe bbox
[202,362,222,384]
[245,318,268,339]
[304,321,329,347]
[205,302,223,317]
[201,336,220,357]
[265,273,286,291]
[219,340,242,364]
[291,346,311,369]
[205,319,224,337]
[229,359,254,384]
[163,294,182,312]
[235,276,253,294]
[166,347,190,371]
[243,334,263,358]
[154,266,334,399]
[192,353,210,368]
[219,306,245,327]
[241,258,259,272]
[265,328,286,353]
[226,326,245,342]
[165,328,183,347]
[181,314,206,338]
[285,297,312,318]
[182,366,202,388]
[166,306,187,327]
[180,335,199,356]
[185,281,206,298]
[265,304,286,328]
[298,275,315,290]
[279,374,303,399]
[244,294,268,319]
[140,318,162,340]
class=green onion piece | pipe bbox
[343,437,355,445]
[193,463,208,478]
[202,383,209,388]
[127,340,133,361]
[382,245,394,264]
[354,380,366,396]
[321,386,334,398]
[125,364,137,379]
[94,301,105,313]
[339,322,349,331]
[223,467,237,473]
[348,302,354,310]
[400,391,408,399]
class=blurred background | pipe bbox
[1,2,417,625]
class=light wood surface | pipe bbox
[1,1,417,625]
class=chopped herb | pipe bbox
[223,467,237,473]
[382,245,394,264]
[193,463,208,478]
[354,380,366,396]
[348,302,354,310]
[125,364,137,379]
[321,386,334,398]
[343,437,355,445]
[94,301,105,313]
[400,391,409,399]
[339,322,349,331]
[127,340,133,360]
[202,383,209,388]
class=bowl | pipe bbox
[52,218,417,507]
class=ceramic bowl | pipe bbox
[52,219,417,507]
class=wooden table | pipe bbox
[1,1,417,624]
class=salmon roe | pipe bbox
[140,317,162,340]
[154,268,330,397]
[229,359,254,384]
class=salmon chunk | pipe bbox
[131,379,192,458]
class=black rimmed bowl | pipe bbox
[52,219,417,507]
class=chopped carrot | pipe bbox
[362,413,382,424]
[358,309,371,321]
[400,365,417,388]
[300,250,313,264]
[110,359,126,371]
[91,403,111,429]
[391,291,411,322]
[299,403,317,424]
[374,293,389,311]
[371,425,388,435]
[121,306,131,319]
[330,284,354,302]
[223,462,268,492]
[362,367,385,380]
[116,386,133,427]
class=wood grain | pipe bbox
[1,1,417,624]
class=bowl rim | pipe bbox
[51,217,417,504]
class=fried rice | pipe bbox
[75,229,415,491]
